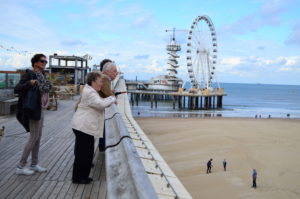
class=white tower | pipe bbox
[166,33,181,81]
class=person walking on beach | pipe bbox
[71,72,116,184]
[98,59,119,151]
[207,158,213,174]
[15,54,52,175]
[252,169,257,188]
[223,159,227,171]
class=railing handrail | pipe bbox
[105,94,158,199]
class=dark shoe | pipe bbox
[72,178,93,184]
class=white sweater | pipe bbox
[71,84,115,138]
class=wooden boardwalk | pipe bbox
[0,97,106,199]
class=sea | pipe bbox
[130,83,300,119]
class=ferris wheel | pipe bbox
[186,15,218,90]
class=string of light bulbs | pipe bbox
[0,44,93,60]
[0,44,34,56]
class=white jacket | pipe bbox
[71,84,115,138]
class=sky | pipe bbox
[0,0,300,85]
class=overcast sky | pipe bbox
[0,0,300,85]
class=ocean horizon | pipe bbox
[130,82,300,119]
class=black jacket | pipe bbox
[14,70,41,132]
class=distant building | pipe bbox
[47,54,90,85]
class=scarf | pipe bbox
[35,69,52,94]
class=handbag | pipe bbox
[23,86,41,120]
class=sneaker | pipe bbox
[16,167,34,175]
[30,165,47,173]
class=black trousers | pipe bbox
[98,124,106,151]
[72,129,94,181]
[252,179,257,188]
[207,166,212,174]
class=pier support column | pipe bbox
[150,95,153,109]
[131,93,134,106]
[204,97,209,110]
[178,96,182,110]
[192,97,196,110]
[200,97,203,109]
[208,96,212,109]
[155,95,157,108]
[183,96,186,109]
[217,96,223,108]
[136,94,139,106]
[173,96,176,110]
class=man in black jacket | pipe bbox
[207,158,213,174]
[14,54,51,175]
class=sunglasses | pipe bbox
[39,60,48,64]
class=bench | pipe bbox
[0,97,18,115]
[48,91,58,111]
[54,86,76,100]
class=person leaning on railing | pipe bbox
[98,59,119,151]
[71,72,116,184]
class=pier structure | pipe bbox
[127,88,225,110]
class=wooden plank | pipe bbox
[13,180,32,199]
[64,183,78,199]
[92,152,104,180]
[37,139,72,181]
[31,181,51,199]
[39,180,57,198]
[7,180,32,199]
[57,155,74,181]
[0,178,22,198]
[97,163,107,199]
[89,181,100,199]
[56,181,72,199]
[45,140,74,181]
[80,183,94,199]
[33,139,68,181]
[48,181,65,199]
[16,180,42,199]
[73,184,85,199]
[0,167,15,181]
[53,150,74,181]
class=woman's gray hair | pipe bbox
[102,61,116,72]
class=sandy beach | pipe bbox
[136,117,300,199]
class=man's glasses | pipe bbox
[39,60,48,64]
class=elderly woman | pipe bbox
[71,72,115,184]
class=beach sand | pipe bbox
[135,117,300,199]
